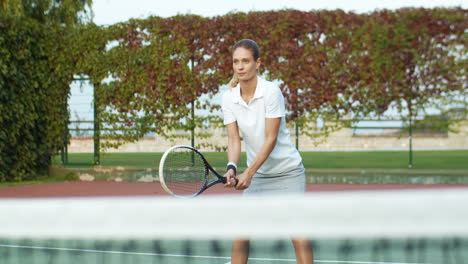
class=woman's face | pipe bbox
[232,47,260,83]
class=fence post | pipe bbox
[295,120,299,150]
[408,115,413,169]
[191,100,195,148]
[190,59,196,165]
[190,58,195,150]
[93,82,100,165]
[63,93,69,165]
[61,124,68,165]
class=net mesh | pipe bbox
[1,189,467,264]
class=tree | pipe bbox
[157,15,227,149]
[85,19,195,149]
[60,8,467,158]
[0,0,93,26]
[0,0,93,181]
[352,8,467,167]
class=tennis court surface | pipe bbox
[1,182,468,264]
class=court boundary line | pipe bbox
[0,244,428,264]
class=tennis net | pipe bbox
[1,188,467,264]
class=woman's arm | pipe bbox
[224,122,241,187]
[235,117,281,190]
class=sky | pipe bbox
[70,0,467,126]
[91,0,467,25]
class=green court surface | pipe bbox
[1,238,466,264]
[54,150,468,170]
[48,150,468,184]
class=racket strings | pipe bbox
[163,148,207,196]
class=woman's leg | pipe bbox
[292,239,314,264]
[231,239,250,264]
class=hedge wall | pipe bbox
[0,15,71,181]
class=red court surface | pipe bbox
[1,181,467,198]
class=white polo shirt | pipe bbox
[221,76,302,175]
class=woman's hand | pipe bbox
[234,169,253,190]
[224,169,237,188]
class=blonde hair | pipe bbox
[229,75,239,88]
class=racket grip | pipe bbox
[223,176,239,186]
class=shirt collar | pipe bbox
[231,76,265,104]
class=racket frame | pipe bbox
[159,145,228,198]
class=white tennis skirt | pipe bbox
[243,163,306,196]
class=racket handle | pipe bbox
[223,176,239,186]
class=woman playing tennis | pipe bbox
[222,39,314,264]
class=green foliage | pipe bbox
[0,0,93,26]
[0,15,71,181]
[73,20,197,149]
[2,7,466,180]
[0,0,92,181]
[359,9,465,119]
[71,8,466,152]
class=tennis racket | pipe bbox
[158,145,238,198]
